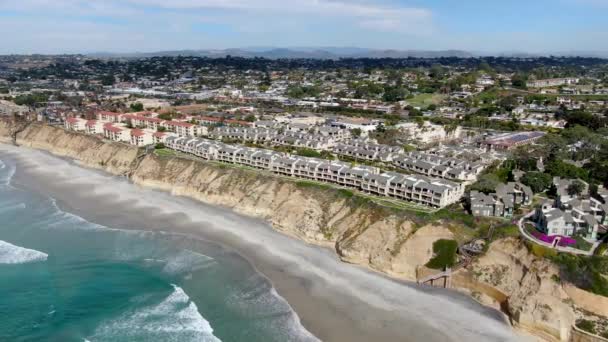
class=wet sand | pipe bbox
[1,145,523,342]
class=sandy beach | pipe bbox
[0,144,522,342]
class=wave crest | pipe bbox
[89,285,221,342]
[0,240,48,264]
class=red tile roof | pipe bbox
[153,132,166,138]
[132,116,163,123]
[98,111,122,116]
[166,121,194,128]
[66,117,79,124]
[105,126,123,133]
[131,111,154,117]
[130,129,145,137]
[85,120,97,126]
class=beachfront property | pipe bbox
[84,120,105,135]
[480,131,546,151]
[64,117,86,131]
[469,182,533,218]
[103,123,130,142]
[130,129,154,146]
[534,178,608,240]
[163,136,465,208]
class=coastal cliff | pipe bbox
[2,121,606,341]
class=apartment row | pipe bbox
[534,178,608,241]
[208,126,350,150]
[332,139,403,162]
[96,111,200,137]
[470,182,534,218]
[64,117,170,146]
[393,152,486,182]
[164,136,465,208]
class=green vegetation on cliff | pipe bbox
[426,239,458,269]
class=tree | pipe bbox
[567,180,586,197]
[130,102,144,112]
[470,174,501,194]
[350,128,362,137]
[244,114,256,122]
[101,74,115,86]
[511,73,528,89]
[157,113,174,121]
[499,96,519,112]
[382,86,407,102]
[521,172,552,193]
[545,159,589,180]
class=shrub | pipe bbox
[576,319,596,334]
[155,143,165,149]
[337,189,354,198]
[426,239,458,270]
[530,244,558,259]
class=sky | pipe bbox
[0,0,607,54]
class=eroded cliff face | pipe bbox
[471,238,575,341]
[0,121,139,175]
[3,122,606,341]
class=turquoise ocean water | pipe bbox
[0,156,317,342]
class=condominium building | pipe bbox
[163,136,465,208]
[64,117,86,131]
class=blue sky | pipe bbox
[0,0,607,54]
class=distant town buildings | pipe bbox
[526,78,579,88]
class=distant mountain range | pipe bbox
[87,47,475,59]
[86,47,608,59]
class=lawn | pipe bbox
[154,148,177,157]
[407,94,446,108]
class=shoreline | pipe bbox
[0,143,522,341]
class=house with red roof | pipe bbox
[130,129,154,146]
[162,121,198,137]
[64,117,86,131]
[97,111,124,123]
[153,131,173,144]
[84,120,105,135]
[130,115,165,131]
[103,123,130,142]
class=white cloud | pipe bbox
[0,0,433,35]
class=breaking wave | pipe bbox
[0,239,48,264]
[89,285,221,342]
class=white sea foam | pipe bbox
[0,158,15,186]
[226,274,320,342]
[162,249,217,275]
[90,285,221,342]
[0,239,48,264]
[0,202,26,214]
[0,144,522,341]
